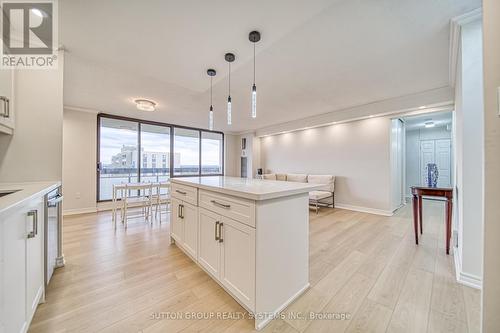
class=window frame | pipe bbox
[96,113,224,202]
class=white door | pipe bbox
[420,140,435,185]
[197,208,221,279]
[170,198,183,243]
[26,199,44,322]
[420,139,451,187]
[2,205,28,333]
[220,217,256,310]
[180,202,198,259]
[435,139,451,187]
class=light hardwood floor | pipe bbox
[29,201,480,333]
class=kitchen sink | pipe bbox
[0,190,19,198]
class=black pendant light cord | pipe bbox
[228,62,231,97]
[210,76,213,107]
[253,43,256,85]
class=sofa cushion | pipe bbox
[308,175,335,192]
[287,173,308,183]
[276,173,287,181]
[263,173,277,180]
[309,190,333,201]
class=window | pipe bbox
[173,128,200,176]
[97,114,223,201]
[98,117,139,201]
[202,132,223,174]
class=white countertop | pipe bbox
[0,181,61,216]
[171,176,324,201]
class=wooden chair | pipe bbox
[151,182,170,224]
[122,183,153,229]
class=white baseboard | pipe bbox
[63,207,97,216]
[453,248,482,290]
[335,203,394,216]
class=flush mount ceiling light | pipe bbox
[424,120,435,128]
[225,53,235,125]
[134,99,157,112]
[249,31,261,119]
[207,68,216,131]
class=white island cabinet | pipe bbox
[170,176,323,330]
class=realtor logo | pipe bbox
[1,0,58,68]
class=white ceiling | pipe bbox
[60,0,480,132]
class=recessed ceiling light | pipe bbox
[419,105,427,109]
[134,99,157,112]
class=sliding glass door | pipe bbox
[97,114,224,201]
[98,117,139,201]
[140,124,171,184]
[173,128,200,176]
[201,132,223,175]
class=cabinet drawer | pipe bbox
[199,190,255,228]
[171,182,198,206]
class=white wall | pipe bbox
[453,18,484,289]
[482,0,500,330]
[62,109,97,214]
[260,117,393,215]
[405,125,452,196]
[0,52,64,182]
[224,134,239,177]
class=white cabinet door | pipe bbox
[197,208,221,279]
[220,217,255,310]
[25,199,44,322]
[0,68,14,132]
[170,198,183,243]
[181,202,197,259]
[2,207,28,333]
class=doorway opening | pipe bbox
[403,111,454,200]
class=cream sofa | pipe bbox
[262,173,335,213]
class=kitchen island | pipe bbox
[169,176,323,330]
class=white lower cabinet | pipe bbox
[219,216,255,310]
[170,197,183,243]
[1,196,45,333]
[198,208,221,279]
[197,207,256,310]
[170,197,197,260]
[180,202,197,259]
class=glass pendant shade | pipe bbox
[227,96,232,125]
[251,84,257,118]
[209,106,214,131]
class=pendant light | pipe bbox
[249,31,261,119]
[207,68,216,131]
[225,53,235,125]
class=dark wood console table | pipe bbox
[411,186,453,254]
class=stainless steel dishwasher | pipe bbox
[45,186,64,286]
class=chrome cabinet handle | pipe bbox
[27,210,38,239]
[218,223,223,243]
[175,189,187,195]
[215,221,219,241]
[210,200,230,209]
